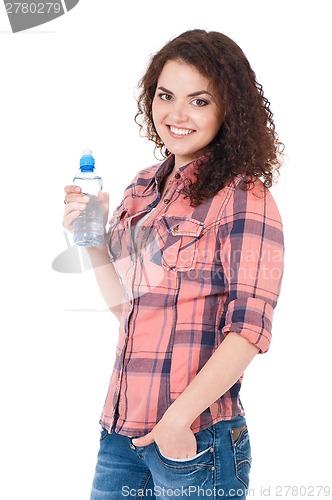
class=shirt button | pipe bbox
[174,173,181,179]
[163,198,170,204]
[141,225,147,231]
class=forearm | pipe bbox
[165,332,259,427]
[84,242,122,321]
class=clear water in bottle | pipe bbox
[72,149,104,247]
[73,194,104,246]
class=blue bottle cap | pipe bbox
[80,149,95,171]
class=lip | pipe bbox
[167,125,196,138]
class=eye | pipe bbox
[158,92,173,101]
[192,98,208,107]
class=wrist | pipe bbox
[84,240,110,265]
[162,401,195,430]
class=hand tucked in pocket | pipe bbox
[132,415,197,459]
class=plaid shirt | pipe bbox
[100,155,284,436]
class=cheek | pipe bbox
[151,101,162,128]
[207,113,223,137]
[151,106,165,140]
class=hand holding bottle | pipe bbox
[63,186,109,234]
[62,149,109,247]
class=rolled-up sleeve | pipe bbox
[220,183,284,353]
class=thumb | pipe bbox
[97,191,109,226]
[132,432,154,447]
[98,191,109,204]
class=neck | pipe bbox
[173,153,203,171]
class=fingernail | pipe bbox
[79,204,86,209]
[82,195,89,201]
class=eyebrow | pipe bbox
[157,86,213,98]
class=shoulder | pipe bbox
[131,162,162,183]
[111,162,161,215]
[230,177,283,229]
[122,162,162,194]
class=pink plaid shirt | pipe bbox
[100,155,284,436]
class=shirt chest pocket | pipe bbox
[155,216,204,271]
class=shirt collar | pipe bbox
[155,154,202,185]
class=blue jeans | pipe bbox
[90,415,251,499]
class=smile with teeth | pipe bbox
[169,125,195,136]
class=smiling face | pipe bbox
[152,59,224,169]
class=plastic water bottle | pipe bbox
[72,149,104,247]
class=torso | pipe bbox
[132,167,175,252]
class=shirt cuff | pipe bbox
[222,297,274,353]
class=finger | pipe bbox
[62,210,80,230]
[98,191,109,204]
[64,201,88,216]
[64,194,89,205]
[132,432,154,447]
[64,185,82,195]
[62,201,88,231]
[62,210,79,231]
[98,191,110,213]
[98,192,109,211]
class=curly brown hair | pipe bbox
[135,29,284,207]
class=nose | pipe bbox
[168,101,188,124]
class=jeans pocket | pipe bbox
[153,426,214,469]
[156,445,211,463]
[99,427,109,442]
[230,423,252,489]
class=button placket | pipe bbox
[135,182,177,256]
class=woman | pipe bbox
[63,29,284,500]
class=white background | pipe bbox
[1,1,331,499]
